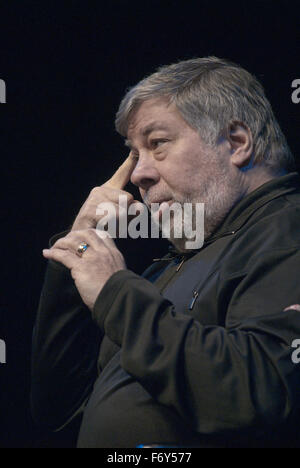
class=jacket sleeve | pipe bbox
[31,257,102,431]
[92,247,300,436]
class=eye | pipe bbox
[150,139,168,149]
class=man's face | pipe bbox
[126,97,242,247]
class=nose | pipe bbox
[130,155,160,190]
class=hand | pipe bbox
[43,229,126,310]
[72,153,138,231]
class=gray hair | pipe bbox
[115,57,295,173]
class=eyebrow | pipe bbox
[125,122,171,148]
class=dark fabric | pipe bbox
[31,173,300,447]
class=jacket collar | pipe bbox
[166,172,300,258]
[207,172,300,242]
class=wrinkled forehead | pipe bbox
[126,97,182,139]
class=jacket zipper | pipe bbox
[154,231,237,311]
[189,291,199,310]
[176,257,185,272]
[153,255,189,294]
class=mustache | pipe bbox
[143,189,174,207]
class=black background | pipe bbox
[0,0,299,448]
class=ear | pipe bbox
[227,120,253,170]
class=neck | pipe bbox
[243,166,280,196]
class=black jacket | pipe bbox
[31,173,300,447]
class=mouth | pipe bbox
[152,199,170,205]
[147,200,174,226]
[146,200,173,218]
[145,198,172,206]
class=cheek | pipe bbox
[164,169,195,196]
[170,161,197,182]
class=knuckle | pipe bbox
[120,190,134,202]
[52,238,64,249]
[86,228,98,240]
[90,186,101,196]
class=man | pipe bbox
[31,57,300,447]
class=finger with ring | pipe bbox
[76,242,89,257]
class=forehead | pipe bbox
[127,97,188,139]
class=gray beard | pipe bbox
[167,174,243,252]
[143,157,244,252]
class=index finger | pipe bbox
[105,153,137,189]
